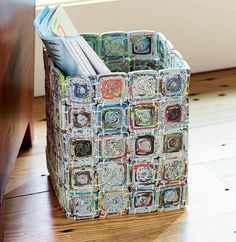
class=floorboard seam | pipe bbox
[189,119,236,129]
[189,155,236,166]
[17,151,46,158]
[5,190,53,200]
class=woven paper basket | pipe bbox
[43,31,190,220]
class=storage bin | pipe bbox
[43,31,190,219]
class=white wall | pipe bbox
[34,0,236,96]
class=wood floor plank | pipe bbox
[4,167,236,242]
[190,68,236,83]
[189,121,236,164]
[4,191,186,242]
[5,162,236,241]
[204,157,236,192]
[5,153,50,198]
[189,91,236,128]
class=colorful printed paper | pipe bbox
[43,29,190,220]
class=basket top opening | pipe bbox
[44,31,190,77]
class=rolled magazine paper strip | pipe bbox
[156,32,167,60]
[101,31,129,61]
[129,30,157,59]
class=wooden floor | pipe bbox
[4,68,236,242]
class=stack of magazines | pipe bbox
[34,5,111,76]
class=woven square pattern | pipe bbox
[44,31,190,219]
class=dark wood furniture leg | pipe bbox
[0,0,35,241]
